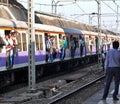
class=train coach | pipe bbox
[0,17,119,71]
[0,18,83,71]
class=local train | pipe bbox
[0,3,120,71]
[0,18,119,71]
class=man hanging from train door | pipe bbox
[59,34,63,57]
[5,32,14,69]
[11,30,18,66]
[79,35,85,57]
[70,35,76,58]
[95,36,99,54]
[89,36,93,55]
[60,36,67,60]
[45,35,51,62]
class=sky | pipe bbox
[17,0,120,32]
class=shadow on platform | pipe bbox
[98,98,120,104]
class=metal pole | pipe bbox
[28,0,36,91]
[97,0,101,64]
[55,1,59,14]
[89,14,91,24]
[116,5,119,34]
[52,0,55,14]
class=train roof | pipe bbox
[0,1,118,36]
[35,24,83,35]
[0,3,96,32]
[0,18,82,35]
[63,28,82,35]
[0,18,27,28]
[35,23,64,33]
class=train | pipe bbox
[0,2,120,71]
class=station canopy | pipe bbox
[54,0,119,2]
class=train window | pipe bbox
[17,33,22,51]
[35,34,39,50]
[22,33,27,51]
[39,35,43,50]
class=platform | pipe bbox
[84,82,120,104]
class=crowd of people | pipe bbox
[45,34,67,63]
[4,30,18,70]
[0,30,119,70]
[1,30,120,101]
[0,30,18,70]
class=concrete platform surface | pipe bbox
[98,98,120,104]
[83,82,120,104]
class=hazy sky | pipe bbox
[17,0,120,32]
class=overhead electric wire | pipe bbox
[75,2,87,14]
[112,0,120,8]
[18,0,76,7]
[101,0,117,13]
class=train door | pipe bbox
[53,34,59,49]
[16,30,27,52]
[35,32,44,51]
[22,32,27,51]
[0,30,4,37]
[58,33,66,49]
[84,35,89,54]
[17,31,22,52]
[1,30,10,53]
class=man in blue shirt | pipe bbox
[102,41,120,101]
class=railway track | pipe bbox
[0,62,97,94]
[48,75,105,104]
[1,63,105,104]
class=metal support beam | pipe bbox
[28,0,36,91]
[52,0,60,14]
[97,0,102,64]
[116,5,119,34]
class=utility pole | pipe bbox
[28,0,36,92]
[116,4,119,34]
[96,0,101,64]
[52,0,60,14]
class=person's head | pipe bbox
[59,34,62,39]
[79,35,82,39]
[95,36,98,39]
[10,30,17,36]
[63,36,66,40]
[113,41,119,49]
[89,36,91,39]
